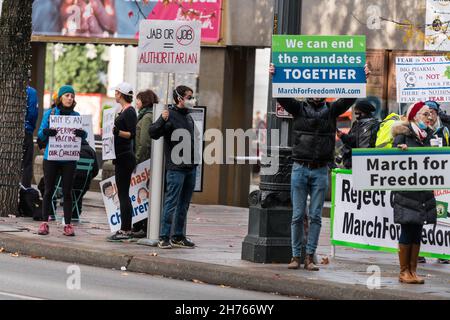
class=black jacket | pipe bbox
[277,98,356,163]
[149,105,197,171]
[341,117,380,169]
[391,122,437,225]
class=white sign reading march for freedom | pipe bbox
[48,115,82,161]
[352,148,450,191]
[332,171,450,259]
[272,35,366,98]
[100,160,151,233]
[396,56,450,103]
[138,20,201,74]
[425,0,450,51]
[102,108,116,161]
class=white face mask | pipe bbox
[184,98,196,109]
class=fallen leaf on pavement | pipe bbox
[219,285,230,288]
[0,247,4,253]
[192,279,204,284]
[321,257,330,265]
[121,273,128,276]
[149,252,158,257]
[10,252,19,257]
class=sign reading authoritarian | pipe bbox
[48,115,82,161]
[352,148,450,191]
[100,160,151,233]
[272,35,367,98]
[138,20,201,74]
[332,170,450,259]
[396,56,450,103]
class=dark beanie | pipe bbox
[355,99,376,114]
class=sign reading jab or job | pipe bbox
[271,35,366,98]
[100,159,151,233]
[138,20,201,74]
[332,170,450,259]
[48,115,82,161]
[352,148,450,191]
[102,108,116,161]
[396,56,450,103]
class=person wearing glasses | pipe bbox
[149,85,198,249]
[391,101,437,284]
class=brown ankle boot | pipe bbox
[398,244,416,284]
[288,257,300,269]
[410,244,425,284]
[304,254,319,271]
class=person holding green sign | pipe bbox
[392,101,437,284]
[270,63,371,271]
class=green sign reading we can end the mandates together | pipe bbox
[272,35,366,53]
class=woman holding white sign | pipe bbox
[106,82,138,242]
[392,101,437,284]
[37,85,87,237]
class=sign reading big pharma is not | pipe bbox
[272,35,366,98]
[138,20,201,74]
[352,148,450,191]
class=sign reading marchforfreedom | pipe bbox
[352,148,450,191]
[272,35,366,98]
[331,170,450,260]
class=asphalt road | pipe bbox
[0,253,299,300]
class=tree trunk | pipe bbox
[0,0,33,217]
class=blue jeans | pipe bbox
[291,162,329,257]
[160,168,196,240]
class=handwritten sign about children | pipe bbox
[102,108,116,161]
[48,115,82,161]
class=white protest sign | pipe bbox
[332,171,450,259]
[396,56,450,103]
[425,0,450,51]
[352,148,450,191]
[81,115,95,150]
[138,20,201,74]
[48,115,82,161]
[102,108,116,160]
[100,160,151,233]
[188,107,206,192]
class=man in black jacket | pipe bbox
[271,64,370,271]
[149,85,198,250]
[337,99,380,169]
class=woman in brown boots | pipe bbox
[391,101,438,284]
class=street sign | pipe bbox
[138,20,201,74]
[272,35,366,98]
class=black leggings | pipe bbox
[42,160,76,225]
[399,224,423,245]
[114,153,136,232]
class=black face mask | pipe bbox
[307,98,326,107]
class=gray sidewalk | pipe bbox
[0,191,449,300]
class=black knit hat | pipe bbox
[355,99,376,114]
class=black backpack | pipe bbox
[19,186,43,220]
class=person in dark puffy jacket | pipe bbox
[270,63,371,271]
[337,99,380,169]
[391,101,437,285]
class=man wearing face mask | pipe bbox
[270,63,371,271]
[337,99,380,169]
[149,85,198,249]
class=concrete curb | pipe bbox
[0,234,444,300]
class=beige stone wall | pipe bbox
[301,0,428,50]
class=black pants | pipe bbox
[21,132,34,188]
[399,224,423,245]
[42,160,76,225]
[114,153,136,232]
